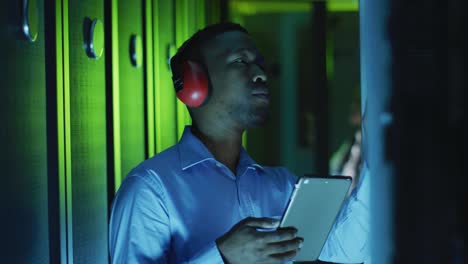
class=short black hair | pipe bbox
[170,22,249,77]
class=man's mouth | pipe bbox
[252,89,270,101]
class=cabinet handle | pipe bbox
[166,44,176,69]
[130,34,142,68]
[86,18,104,59]
[22,0,38,42]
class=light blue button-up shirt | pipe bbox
[109,126,369,263]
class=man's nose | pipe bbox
[251,64,268,83]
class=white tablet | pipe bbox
[279,176,352,262]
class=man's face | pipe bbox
[196,31,269,130]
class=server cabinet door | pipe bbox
[154,0,178,152]
[65,0,108,262]
[112,0,146,189]
[0,0,50,263]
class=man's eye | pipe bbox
[233,58,247,64]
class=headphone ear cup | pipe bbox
[177,61,209,107]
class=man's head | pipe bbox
[171,23,269,135]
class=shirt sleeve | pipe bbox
[319,163,370,263]
[109,173,171,264]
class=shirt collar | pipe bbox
[177,126,263,171]
[237,148,264,172]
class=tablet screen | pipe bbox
[279,176,351,261]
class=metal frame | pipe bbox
[55,0,73,262]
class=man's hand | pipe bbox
[216,217,304,264]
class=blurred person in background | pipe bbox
[330,88,362,195]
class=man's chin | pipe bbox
[247,109,270,127]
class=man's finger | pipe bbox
[269,249,299,263]
[243,217,280,229]
[258,228,297,243]
[265,237,303,255]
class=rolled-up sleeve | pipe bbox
[109,174,171,264]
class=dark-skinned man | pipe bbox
[109,22,369,264]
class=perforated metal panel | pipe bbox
[154,0,178,152]
[0,0,50,263]
[66,0,109,262]
[116,0,146,184]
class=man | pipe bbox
[109,23,369,264]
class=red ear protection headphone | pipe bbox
[171,59,210,108]
[170,35,211,108]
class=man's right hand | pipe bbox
[215,217,304,264]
